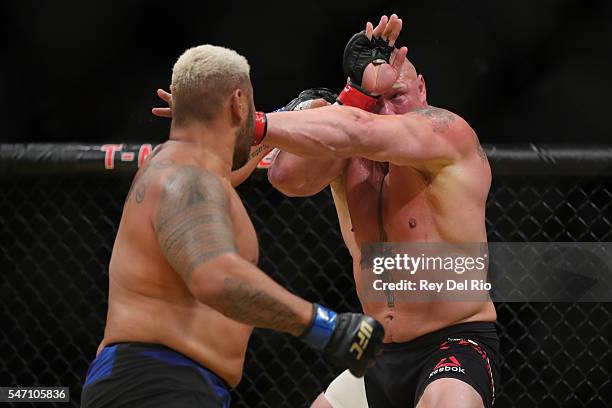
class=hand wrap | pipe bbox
[253,111,268,145]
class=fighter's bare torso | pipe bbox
[331,108,496,343]
[99,142,257,387]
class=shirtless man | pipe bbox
[262,15,500,408]
[81,44,384,408]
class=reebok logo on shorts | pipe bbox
[429,356,466,378]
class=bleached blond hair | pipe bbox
[171,44,251,124]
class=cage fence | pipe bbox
[1,144,611,407]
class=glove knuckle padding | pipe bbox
[285,87,338,111]
[325,313,385,377]
[342,30,394,85]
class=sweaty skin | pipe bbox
[265,15,490,408]
[329,134,494,343]
[101,138,311,387]
[267,60,495,343]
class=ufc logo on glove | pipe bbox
[350,320,374,360]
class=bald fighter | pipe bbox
[81,45,384,408]
[263,15,500,408]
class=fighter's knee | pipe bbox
[416,378,483,408]
[310,392,334,408]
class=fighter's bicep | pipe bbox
[154,166,237,285]
[360,111,458,165]
[355,114,423,163]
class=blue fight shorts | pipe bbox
[81,342,231,408]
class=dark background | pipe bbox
[2,2,612,406]
[2,0,611,145]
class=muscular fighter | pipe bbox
[262,15,500,408]
[149,15,500,407]
[81,45,384,408]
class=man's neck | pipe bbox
[169,120,235,179]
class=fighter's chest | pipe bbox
[228,190,259,265]
[343,159,429,242]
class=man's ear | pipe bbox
[229,88,245,126]
[417,74,427,105]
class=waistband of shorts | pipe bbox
[103,342,230,390]
[381,321,498,351]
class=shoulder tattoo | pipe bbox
[154,166,236,284]
[472,131,487,161]
[413,106,456,134]
[126,156,175,204]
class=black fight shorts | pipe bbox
[365,321,501,408]
[81,342,231,408]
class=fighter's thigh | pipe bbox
[414,338,496,408]
[416,378,482,408]
[313,370,369,408]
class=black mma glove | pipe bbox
[300,303,385,377]
[337,30,395,111]
[284,88,338,111]
[343,30,395,90]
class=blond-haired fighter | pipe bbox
[264,15,500,408]
[81,45,384,408]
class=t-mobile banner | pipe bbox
[359,242,612,302]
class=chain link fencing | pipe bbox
[1,144,611,407]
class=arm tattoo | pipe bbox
[414,106,456,134]
[134,183,147,203]
[155,166,237,284]
[222,276,305,334]
[249,143,270,161]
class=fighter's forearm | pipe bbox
[230,143,273,187]
[268,150,345,197]
[191,253,312,337]
[264,105,367,159]
[221,269,310,336]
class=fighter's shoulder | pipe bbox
[156,162,230,204]
[408,106,478,150]
[408,106,469,131]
